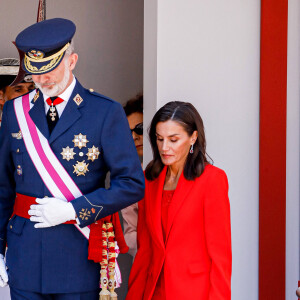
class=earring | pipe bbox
[190,144,194,154]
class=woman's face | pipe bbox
[156,120,197,169]
[127,112,143,157]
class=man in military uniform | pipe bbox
[0,18,144,300]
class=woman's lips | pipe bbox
[136,144,143,148]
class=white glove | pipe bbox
[28,197,76,228]
[0,254,8,287]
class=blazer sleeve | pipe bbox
[204,169,232,300]
[126,198,151,300]
[71,101,145,227]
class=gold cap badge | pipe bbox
[27,50,45,60]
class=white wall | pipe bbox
[144,1,260,299]
[286,0,300,298]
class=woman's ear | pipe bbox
[191,130,198,143]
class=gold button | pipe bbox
[10,225,12,229]
[16,149,20,153]
[89,88,94,92]
[17,165,21,168]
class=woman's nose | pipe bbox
[162,140,169,151]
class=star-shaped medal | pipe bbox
[72,133,89,149]
[86,146,100,162]
[73,160,89,176]
[61,146,76,161]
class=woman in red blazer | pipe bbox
[126,101,231,300]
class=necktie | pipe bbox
[46,97,64,134]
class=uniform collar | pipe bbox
[42,75,76,103]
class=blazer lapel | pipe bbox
[29,91,50,140]
[48,83,84,144]
[165,172,194,244]
[147,167,167,249]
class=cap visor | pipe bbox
[22,51,66,75]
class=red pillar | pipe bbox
[259,1,288,299]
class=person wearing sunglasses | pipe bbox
[121,94,143,259]
[125,95,143,160]
[131,122,143,139]
[129,122,143,158]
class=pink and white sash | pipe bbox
[13,91,122,286]
[14,91,90,238]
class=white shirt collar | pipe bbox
[43,75,76,104]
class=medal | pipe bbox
[87,146,100,162]
[72,133,89,149]
[61,146,76,161]
[17,165,22,176]
[49,104,57,121]
[73,160,89,176]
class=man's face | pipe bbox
[32,53,78,97]
[3,82,35,101]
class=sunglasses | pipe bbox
[131,122,143,135]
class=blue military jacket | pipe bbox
[0,80,144,293]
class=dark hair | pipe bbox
[145,101,209,181]
[123,94,143,116]
[0,75,15,91]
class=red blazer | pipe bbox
[126,164,232,300]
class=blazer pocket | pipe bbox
[7,216,26,236]
[188,262,210,275]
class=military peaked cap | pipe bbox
[16,18,76,75]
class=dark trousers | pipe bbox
[10,287,100,300]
